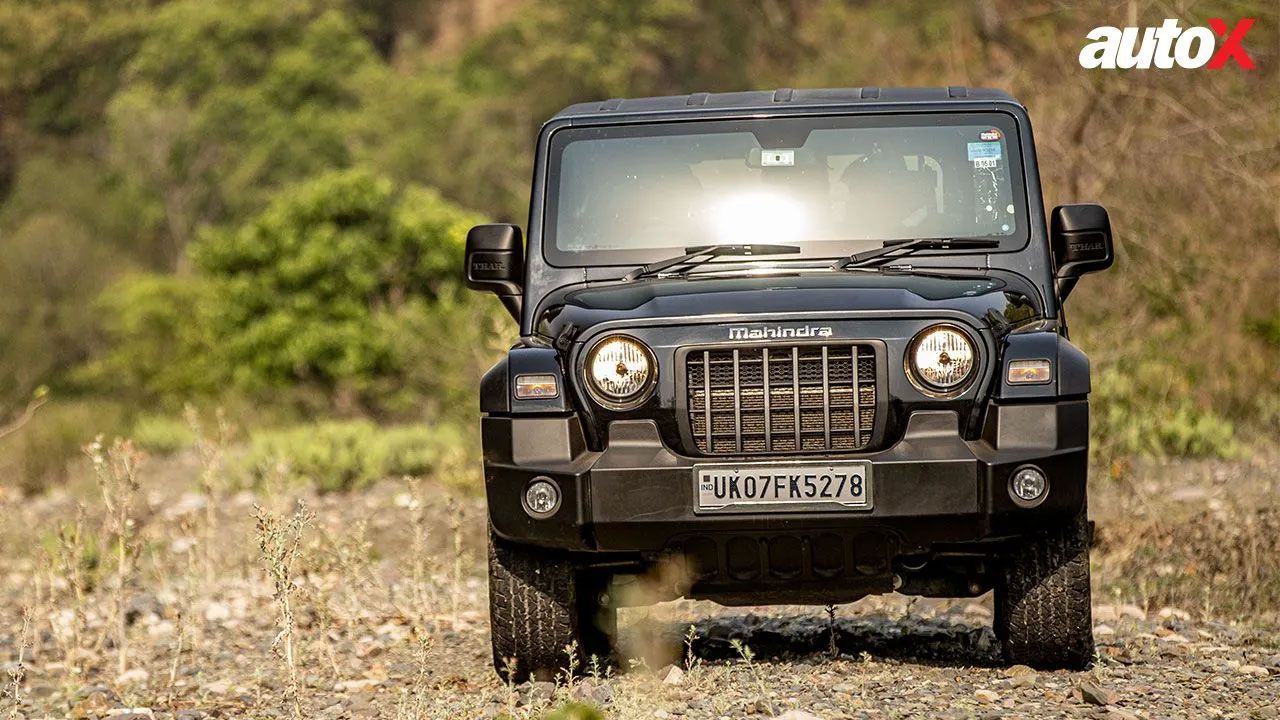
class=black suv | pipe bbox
[465,87,1113,679]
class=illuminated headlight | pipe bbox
[584,335,657,408]
[907,325,976,393]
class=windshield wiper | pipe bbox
[623,243,802,281]
[831,237,1000,270]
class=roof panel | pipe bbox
[552,87,1019,120]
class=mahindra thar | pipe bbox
[464,87,1113,678]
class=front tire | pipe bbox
[995,511,1094,669]
[487,531,615,681]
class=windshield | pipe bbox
[544,112,1027,267]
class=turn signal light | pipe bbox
[514,373,560,399]
[1007,359,1052,385]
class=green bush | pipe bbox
[76,273,225,403]
[537,704,604,720]
[0,400,129,496]
[1092,365,1240,461]
[243,419,472,493]
[131,414,195,455]
[188,168,485,415]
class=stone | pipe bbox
[974,689,1000,703]
[520,681,556,705]
[660,664,686,685]
[1238,664,1270,677]
[200,680,232,695]
[334,678,382,692]
[116,668,150,685]
[71,687,119,719]
[1077,680,1119,706]
[1007,673,1037,689]
[777,711,825,720]
[1094,624,1116,637]
[572,679,615,706]
[203,602,232,624]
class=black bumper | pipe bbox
[483,403,1088,560]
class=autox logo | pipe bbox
[1079,18,1256,70]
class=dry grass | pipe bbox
[0,432,1275,718]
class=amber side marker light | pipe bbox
[1007,359,1052,385]
[514,373,560,399]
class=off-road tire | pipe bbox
[995,511,1094,670]
[488,531,615,681]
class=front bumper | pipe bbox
[483,401,1088,560]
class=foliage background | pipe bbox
[0,0,1276,491]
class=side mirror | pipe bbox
[465,223,524,320]
[1050,203,1114,302]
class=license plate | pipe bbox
[694,462,872,513]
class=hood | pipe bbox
[533,269,1043,341]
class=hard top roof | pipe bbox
[552,86,1020,121]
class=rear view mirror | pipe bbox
[465,223,524,320]
[1050,204,1114,302]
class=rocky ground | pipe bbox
[0,450,1277,719]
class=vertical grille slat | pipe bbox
[732,348,742,453]
[791,347,801,450]
[762,348,772,452]
[702,351,712,451]
[821,346,831,448]
[688,343,877,455]
[851,345,861,442]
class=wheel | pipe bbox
[995,511,1094,670]
[487,531,615,681]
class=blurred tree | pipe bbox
[74,274,224,403]
[188,168,487,414]
[106,0,385,268]
[0,214,119,402]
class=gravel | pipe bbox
[1,453,1277,719]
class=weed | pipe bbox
[5,607,31,720]
[729,638,770,716]
[502,656,519,718]
[405,476,440,629]
[560,640,580,695]
[825,604,838,658]
[683,625,700,673]
[85,435,143,677]
[185,404,233,583]
[394,627,435,720]
[253,500,315,720]
[447,495,467,627]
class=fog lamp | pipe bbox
[524,477,561,518]
[1009,466,1048,507]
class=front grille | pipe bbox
[686,344,877,455]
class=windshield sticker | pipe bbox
[968,141,1001,169]
[967,141,1002,161]
[980,128,1002,141]
[761,149,795,167]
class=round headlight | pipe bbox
[907,325,976,393]
[584,335,656,408]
